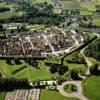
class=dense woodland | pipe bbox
[0,7,10,12]
[85,38,100,61]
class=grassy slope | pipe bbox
[40,89,79,100]
[93,18,100,26]
[64,54,87,73]
[14,66,53,81]
[0,12,17,19]
[0,60,27,76]
[83,76,100,100]
[0,60,53,81]
[80,1,100,11]
[0,92,6,100]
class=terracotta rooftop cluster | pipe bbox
[0,27,83,56]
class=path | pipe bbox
[80,48,92,75]
[80,33,100,78]
[57,81,88,100]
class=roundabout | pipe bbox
[57,81,88,100]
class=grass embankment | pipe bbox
[0,92,6,100]
[64,53,87,73]
[92,18,100,26]
[0,12,17,19]
[83,76,100,100]
[0,60,53,81]
[40,89,79,100]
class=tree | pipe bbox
[49,64,68,75]
[0,24,4,32]
[90,63,100,76]
[70,70,82,80]
[85,39,100,61]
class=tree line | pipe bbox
[0,77,31,91]
[0,7,10,12]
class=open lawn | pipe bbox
[64,53,87,73]
[80,3,96,12]
[83,76,100,100]
[0,60,29,76]
[40,89,79,100]
[0,60,53,81]
[14,65,53,81]
[65,63,87,73]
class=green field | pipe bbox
[65,63,86,73]
[80,1,100,11]
[26,25,45,30]
[32,0,53,4]
[64,54,87,73]
[0,92,6,100]
[0,60,53,81]
[59,1,80,9]
[0,11,24,19]
[80,11,93,16]
[93,18,100,26]
[14,65,53,81]
[40,89,79,100]
[0,2,17,8]
[83,76,100,100]
[0,12,17,19]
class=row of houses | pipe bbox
[0,27,84,56]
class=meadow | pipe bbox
[40,89,79,100]
[83,76,100,100]
[0,12,17,19]
[0,60,53,81]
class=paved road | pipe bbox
[80,33,100,79]
[57,81,88,100]
[80,48,92,75]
